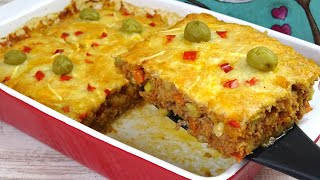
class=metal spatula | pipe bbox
[167,111,320,179]
[246,124,320,180]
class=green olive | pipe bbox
[79,8,100,21]
[114,57,124,67]
[52,55,73,75]
[3,50,27,65]
[120,18,143,34]
[184,20,211,43]
[246,46,278,72]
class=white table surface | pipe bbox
[0,0,319,179]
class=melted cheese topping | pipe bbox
[120,13,320,123]
[0,5,170,121]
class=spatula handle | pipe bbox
[247,125,320,180]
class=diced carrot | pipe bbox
[132,70,145,84]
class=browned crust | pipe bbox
[116,61,315,160]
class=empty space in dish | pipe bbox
[0,0,320,179]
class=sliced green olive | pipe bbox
[79,8,100,21]
[114,57,124,67]
[184,20,211,43]
[246,46,278,72]
[4,50,27,65]
[144,81,153,93]
[120,18,143,34]
[52,55,73,75]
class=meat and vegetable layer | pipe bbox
[116,13,320,159]
[0,0,173,132]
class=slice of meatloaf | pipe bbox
[116,13,320,159]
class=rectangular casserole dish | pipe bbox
[0,0,320,179]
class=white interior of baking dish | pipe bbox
[0,0,319,179]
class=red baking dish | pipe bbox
[0,0,319,179]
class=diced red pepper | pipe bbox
[85,59,94,64]
[60,75,72,81]
[62,106,70,113]
[246,77,258,86]
[223,79,239,89]
[86,52,92,56]
[91,42,100,47]
[220,63,233,73]
[34,71,45,81]
[104,89,111,96]
[61,32,69,40]
[166,35,176,43]
[216,31,227,38]
[146,13,154,19]
[100,32,108,38]
[87,83,96,92]
[132,70,145,84]
[78,113,87,121]
[228,120,240,128]
[2,76,11,83]
[23,46,32,53]
[149,22,156,27]
[183,51,198,61]
[74,31,83,36]
[54,49,64,54]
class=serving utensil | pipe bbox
[247,124,320,180]
[168,110,320,179]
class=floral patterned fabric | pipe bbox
[179,0,320,45]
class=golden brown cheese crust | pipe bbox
[119,13,320,124]
[0,1,171,121]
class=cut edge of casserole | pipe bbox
[116,13,320,160]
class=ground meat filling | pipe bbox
[82,83,142,133]
[139,76,313,159]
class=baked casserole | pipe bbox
[0,0,175,132]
